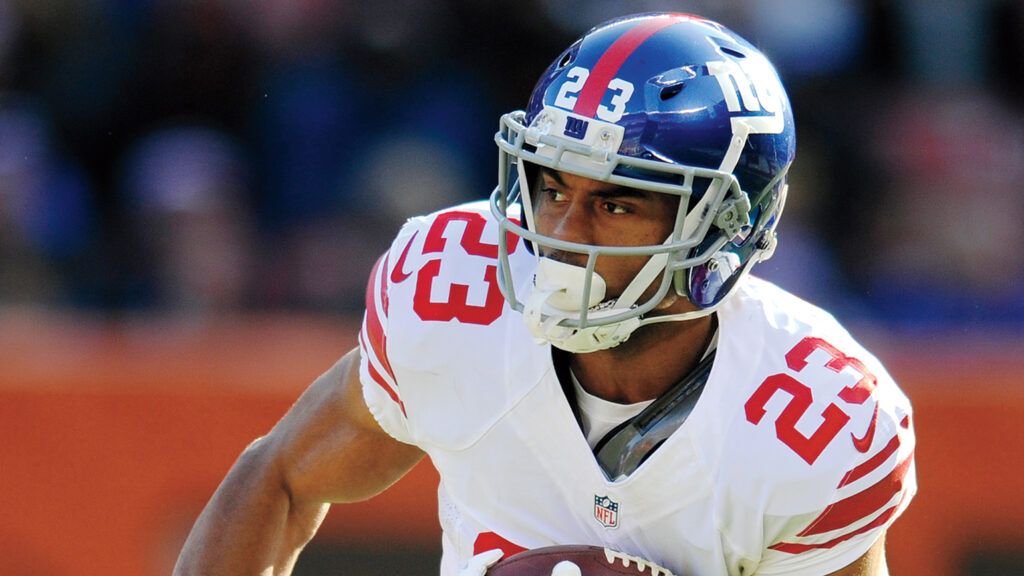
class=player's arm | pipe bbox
[824,534,887,576]
[174,347,424,576]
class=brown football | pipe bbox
[487,545,676,576]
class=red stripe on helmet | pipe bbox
[573,14,690,118]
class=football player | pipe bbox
[176,13,915,576]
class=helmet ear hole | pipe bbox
[720,46,747,59]
[659,83,684,101]
[558,50,573,69]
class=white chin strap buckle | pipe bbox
[523,258,641,353]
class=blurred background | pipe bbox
[1,0,1022,575]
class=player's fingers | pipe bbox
[476,549,505,567]
[461,549,505,576]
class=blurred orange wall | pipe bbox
[1,310,1021,576]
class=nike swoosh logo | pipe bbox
[390,231,419,283]
[851,404,879,452]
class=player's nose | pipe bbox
[538,203,593,266]
[546,199,594,247]
[542,249,588,269]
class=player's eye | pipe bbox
[542,188,567,202]
[602,201,629,215]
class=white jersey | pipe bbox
[358,201,916,576]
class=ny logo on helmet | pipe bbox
[563,116,589,140]
[706,52,785,135]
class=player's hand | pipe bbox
[459,549,504,576]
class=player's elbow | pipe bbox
[238,434,297,501]
[240,435,331,539]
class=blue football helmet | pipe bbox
[491,13,796,352]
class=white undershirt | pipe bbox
[572,328,719,449]
[572,375,653,448]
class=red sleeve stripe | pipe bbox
[366,253,385,312]
[769,500,900,554]
[473,532,528,558]
[797,452,914,537]
[377,244,391,316]
[838,433,901,488]
[364,252,396,383]
[359,322,399,394]
[358,329,406,416]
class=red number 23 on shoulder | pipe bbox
[411,211,520,326]
[744,337,879,465]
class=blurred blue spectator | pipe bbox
[0,93,97,304]
[748,0,865,77]
[855,89,1024,328]
[898,0,994,85]
[118,125,256,314]
[253,59,363,227]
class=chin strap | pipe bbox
[523,252,669,353]
[523,259,639,353]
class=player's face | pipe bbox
[532,168,679,300]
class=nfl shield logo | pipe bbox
[594,495,619,529]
